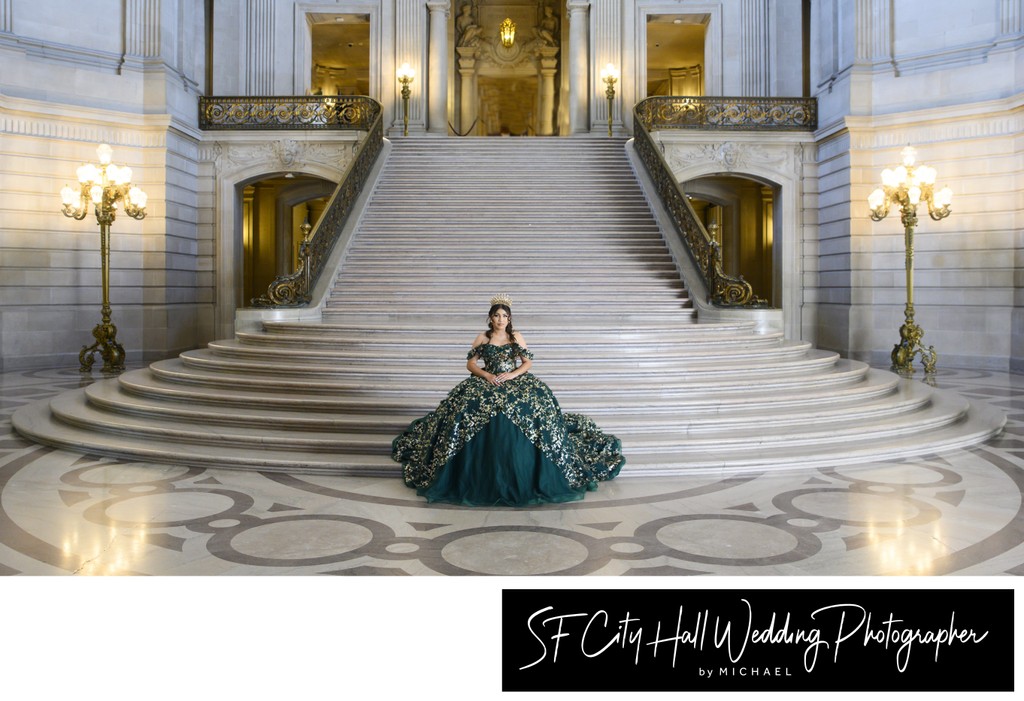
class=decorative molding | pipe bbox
[0,33,123,73]
[208,138,355,179]
[0,94,172,146]
[664,141,794,175]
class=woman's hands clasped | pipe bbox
[489,372,517,386]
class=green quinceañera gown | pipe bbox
[392,343,625,506]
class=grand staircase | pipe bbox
[13,137,1005,475]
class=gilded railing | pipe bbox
[196,96,384,307]
[635,95,817,131]
[632,96,813,306]
[199,95,380,130]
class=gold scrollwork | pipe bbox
[633,100,781,308]
[206,97,384,308]
[636,96,817,131]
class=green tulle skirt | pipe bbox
[392,373,624,507]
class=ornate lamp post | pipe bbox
[60,143,147,373]
[396,63,415,136]
[600,63,619,137]
[867,146,952,377]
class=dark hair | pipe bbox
[485,303,517,344]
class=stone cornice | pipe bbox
[817,91,1024,145]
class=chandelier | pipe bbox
[500,18,516,48]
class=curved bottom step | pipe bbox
[12,388,1006,477]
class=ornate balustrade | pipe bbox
[634,95,817,131]
[198,96,384,307]
[199,95,380,131]
[632,95,814,307]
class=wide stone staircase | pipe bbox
[13,137,1005,475]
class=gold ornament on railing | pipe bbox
[632,103,767,308]
[868,146,953,377]
[250,105,385,308]
[60,143,148,373]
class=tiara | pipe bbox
[490,293,513,307]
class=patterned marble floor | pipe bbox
[2,365,1021,700]
[2,364,1024,578]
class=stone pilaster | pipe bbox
[567,0,590,134]
[245,0,275,96]
[457,46,477,135]
[591,0,620,132]
[395,0,426,134]
[855,0,891,61]
[1002,0,1024,34]
[740,0,769,96]
[125,0,161,57]
[538,46,558,136]
[426,1,450,134]
[0,0,12,34]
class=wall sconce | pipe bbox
[500,18,516,48]
[396,62,415,136]
[600,63,620,137]
[60,143,147,373]
[868,146,953,377]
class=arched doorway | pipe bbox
[451,1,566,135]
[685,174,779,307]
[240,175,335,304]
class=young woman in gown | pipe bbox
[392,294,625,506]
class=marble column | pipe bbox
[457,47,477,135]
[567,0,590,134]
[426,1,450,135]
[538,47,558,136]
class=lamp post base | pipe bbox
[890,314,936,377]
[80,321,126,374]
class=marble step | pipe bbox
[206,338,812,365]
[152,356,860,396]
[318,311,698,325]
[81,373,929,435]
[14,386,1003,476]
[232,332,785,352]
[110,365,898,414]
[259,320,759,336]
[49,385,956,454]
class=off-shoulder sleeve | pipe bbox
[467,345,483,360]
[516,345,534,360]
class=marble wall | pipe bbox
[807,0,1024,370]
[0,0,208,371]
[0,0,1022,373]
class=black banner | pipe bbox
[502,589,1013,692]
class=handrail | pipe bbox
[199,95,380,131]
[197,96,384,308]
[634,95,817,131]
[632,95,815,307]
